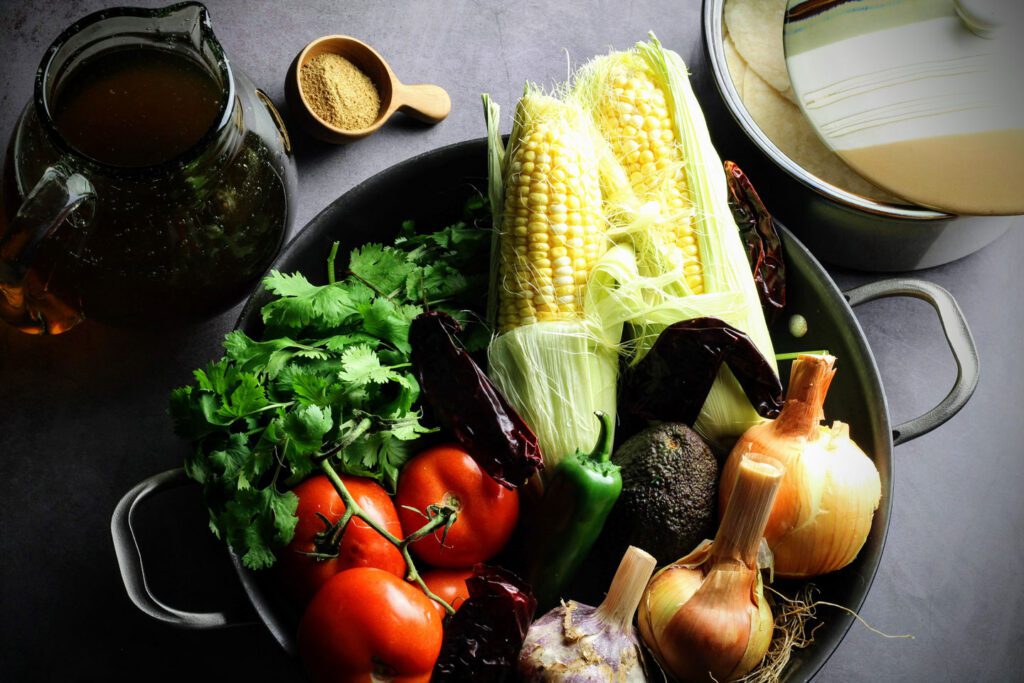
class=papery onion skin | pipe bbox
[736,579,774,676]
[720,356,882,578]
[642,564,771,682]
[639,455,781,682]
[765,423,881,578]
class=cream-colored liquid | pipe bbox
[840,129,1024,215]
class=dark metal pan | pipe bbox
[112,138,978,680]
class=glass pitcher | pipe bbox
[0,2,296,334]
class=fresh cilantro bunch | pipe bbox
[169,198,491,569]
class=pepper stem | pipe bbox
[319,459,456,615]
[583,410,614,463]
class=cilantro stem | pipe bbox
[327,241,340,285]
[248,401,294,416]
[320,458,457,616]
[347,271,391,299]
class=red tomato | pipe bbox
[299,567,443,683]
[275,475,404,606]
[396,444,519,567]
[421,567,474,620]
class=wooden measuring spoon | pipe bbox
[287,35,451,143]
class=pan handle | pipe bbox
[111,468,256,629]
[844,278,979,446]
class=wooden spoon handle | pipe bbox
[393,82,451,124]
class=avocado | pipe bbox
[602,422,719,565]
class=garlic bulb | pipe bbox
[719,354,882,578]
[639,454,782,682]
[519,546,656,682]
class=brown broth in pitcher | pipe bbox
[52,48,223,167]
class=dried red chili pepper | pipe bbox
[725,161,786,322]
[621,317,783,426]
[432,564,536,682]
[409,311,543,489]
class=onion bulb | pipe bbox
[720,354,882,578]
[519,546,657,681]
[639,454,783,682]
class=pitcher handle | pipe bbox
[0,164,94,286]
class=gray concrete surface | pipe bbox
[1,1,1022,680]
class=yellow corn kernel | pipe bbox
[496,100,606,332]
[592,61,704,294]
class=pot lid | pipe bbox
[783,0,1024,215]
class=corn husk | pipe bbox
[484,90,629,473]
[483,37,780,468]
[573,35,778,445]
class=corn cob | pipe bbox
[589,57,704,294]
[484,90,621,475]
[496,95,607,332]
[574,36,777,445]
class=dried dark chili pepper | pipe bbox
[725,161,786,322]
[409,311,543,489]
[432,564,536,682]
[621,317,783,425]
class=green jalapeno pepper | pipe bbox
[523,411,621,610]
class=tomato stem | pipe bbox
[316,417,374,464]
[323,508,355,550]
[320,458,457,616]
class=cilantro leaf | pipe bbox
[339,345,397,386]
[283,404,333,452]
[224,487,299,570]
[170,194,493,570]
[408,262,467,303]
[344,432,415,493]
[261,279,359,331]
[288,373,337,407]
[278,404,334,480]
[264,270,316,297]
[224,331,305,377]
[359,298,420,353]
[206,433,255,491]
[349,243,415,296]
[194,359,236,395]
[217,372,270,419]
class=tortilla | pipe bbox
[724,0,794,101]
[723,31,748,89]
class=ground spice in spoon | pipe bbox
[300,53,381,130]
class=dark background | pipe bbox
[1,1,1022,681]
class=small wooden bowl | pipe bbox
[287,35,451,143]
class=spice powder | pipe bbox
[300,53,381,130]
